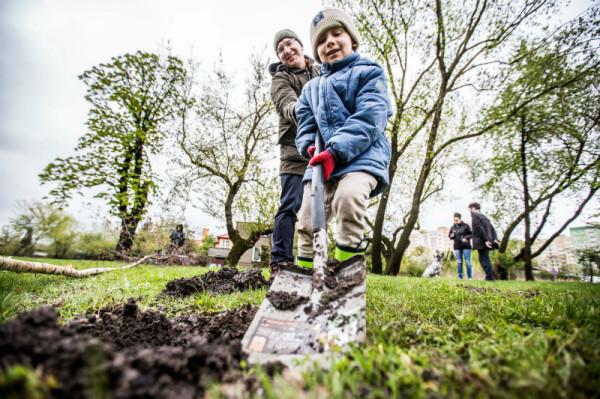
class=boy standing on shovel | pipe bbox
[295,8,392,267]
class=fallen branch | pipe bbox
[0,255,155,278]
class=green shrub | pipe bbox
[0,226,20,256]
[0,365,57,399]
[48,231,77,259]
[75,232,115,260]
[403,256,427,277]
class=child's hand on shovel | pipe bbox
[309,150,336,181]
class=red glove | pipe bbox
[307,146,316,159]
[309,149,336,181]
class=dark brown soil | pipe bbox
[459,284,540,298]
[0,300,257,399]
[267,291,309,310]
[149,254,207,266]
[319,269,364,306]
[162,267,270,297]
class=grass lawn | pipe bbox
[1,258,599,398]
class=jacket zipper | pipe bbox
[323,75,334,136]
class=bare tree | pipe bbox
[330,0,564,274]
[173,54,278,266]
[472,17,600,280]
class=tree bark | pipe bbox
[371,178,394,274]
[116,217,139,254]
[386,84,447,275]
[114,138,149,254]
[519,122,535,281]
[225,229,273,267]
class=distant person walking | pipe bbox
[269,29,320,268]
[469,202,499,281]
[448,212,472,279]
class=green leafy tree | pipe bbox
[0,226,20,256]
[197,234,216,256]
[577,248,600,283]
[39,51,193,254]
[472,11,600,280]
[174,54,278,266]
[10,201,76,257]
[330,0,562,275]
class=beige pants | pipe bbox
[297,171,377,258]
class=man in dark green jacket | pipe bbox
[269,29,320,268]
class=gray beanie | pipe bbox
[273,29,303,54]
[310,8,360,64]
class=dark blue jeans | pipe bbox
[478,249,496,281]
[271,174,304,265]
[454,249,472,279]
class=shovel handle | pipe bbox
[311,131,327,289]
[311,132,326,231]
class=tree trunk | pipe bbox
[115,217,139,254]
[519,120,535,281]
[371,187,391,274]
[386,196,420,275]
[225,239,254,267]
[385,93,445,275]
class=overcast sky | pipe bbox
[0,0,596,238]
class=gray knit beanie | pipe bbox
[273,29,303,54]
[310,8,360,63]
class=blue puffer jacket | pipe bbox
[295,52,392,197]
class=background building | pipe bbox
[569,226,600,251]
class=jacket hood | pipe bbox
[268,56,317,76]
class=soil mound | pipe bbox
[0,300,257,399]
[162,267,270,297]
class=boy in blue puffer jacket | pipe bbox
[295,8,392,267]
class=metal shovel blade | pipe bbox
[242,130,366,368]
[241,256,366,369]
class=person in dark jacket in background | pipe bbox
[169,224,185,254]
[269,29,320,268]
[448,212,472,279]
[469,202,499,281]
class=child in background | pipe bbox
[295,8,392,267]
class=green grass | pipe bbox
[0,257,266,321]
[1,258,599,398]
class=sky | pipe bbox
[0,0,596,238]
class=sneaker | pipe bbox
[269,260,295,273]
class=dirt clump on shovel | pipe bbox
[162,267,270,297]
[0,300,258,399]
[267,291,310,310]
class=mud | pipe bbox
[319,269,364,306]
[459,285,540,298]
[149,254,207,266]
[0,300,258,399]
[267,291,309,310]
[514,289,541,298]
[458,284,501,294]
[162,267,270,297]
